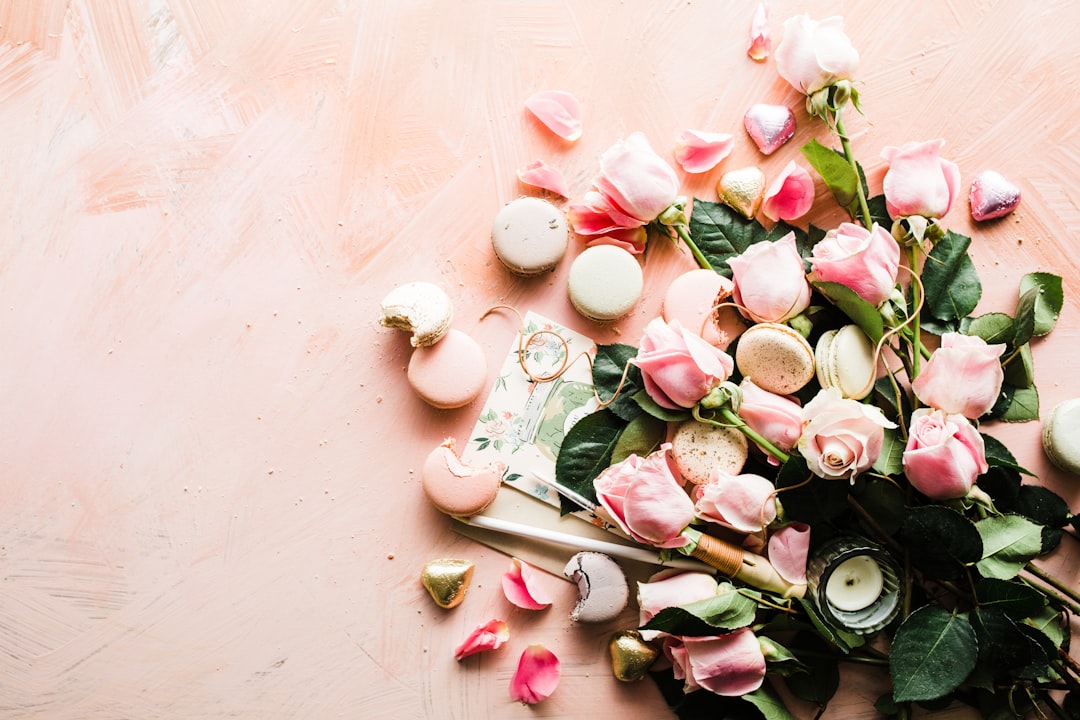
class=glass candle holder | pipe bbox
[806,536,902,636]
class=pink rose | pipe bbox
[881,139,961,219]
[727,232,811,323]
[665,629,766,696]
[799,388,896,480]
[903,408,988,500]
[631,318,735,410]
[912,333,1006,418]
[638,571,719,626]
[762,161,815,222]
[568,132,679,253]
[774,14,859,95]
[739,379,803,459]
[693,470,777,533]
[808,222,900,307]
[594,444,694,549]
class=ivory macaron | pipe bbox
[1042,399,1080,475]
[815,325,878,400]
[407,328,488,409]
[422,438,504,517]
[568,244,643,322]
[670,419,749,484]
[491,196,569,276]
[379,281,454,347]
[563,552,629,623]
[735,322,815,395]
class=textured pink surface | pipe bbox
[2,1,1079,718]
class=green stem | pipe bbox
[1025,563,1080,611]
[905,245,923,383]
[675,223,713,272]
[696,405,791,464]
[833,109,873,229]
[792,648,889,667]
[1000,345,1023,370]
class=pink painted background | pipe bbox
[2,1,1078,717]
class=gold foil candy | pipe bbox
[608,630,659,682]
[718,166,766,219]
[421,558,474,609]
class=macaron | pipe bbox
[407,328,488,409]
[379,281,454,347]
[568,244,643,321]
[815,325,877,400]
[491,196,569,276]
[422,437,503,517]
[735,322,815,395]
[1042,399,1080,475]
[670,419,749,484]
[563,552,629,623]
[662,269,739,347]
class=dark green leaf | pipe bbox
[1012,286,1039,348]
[852,477,906,535]
[980,433,1035,476]
[812,281,884,343]
[1016,485,1070,553]
[1000,384,1040,423]
[775,454,850,523]
[796,598,865,653]
[611,412,667,464]
[972,607,1035,675]
[964,313,1014,346]
[1003,343,1034,389]
[632,388,692,422]
[872,427,904,476]
[1014,624,1052,680]
[975,578,1046,620]
[641,583,756,635]
[895,505,983,581]
[866,194,892,229]
[1019,272,1064,336]
[890,606,978,703]
[920,231,983,323]
[593,344,644,421]
[975,514,1044,580]
[978,466,1022,508]
[554,409,625,514]
[688,200,770,278]
[784,633,840,705]
[801,139,858,209]
[742,687,797,720]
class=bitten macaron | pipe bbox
[379,281,454,347]
[1043,399,1080,475]
[422,438,503,517]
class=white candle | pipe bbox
[825,555,884,612]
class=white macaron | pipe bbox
[567,244,643,322]
[1043,399,1080,475]
[491,196,569,276]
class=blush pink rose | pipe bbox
[674,129,735,174]
[881,139,961,219]
[738,379,803,460]
[665,629,766,696]
[727,232,811,323]
[799,388,896,481]
[774,14,859,95]
[762,161,815,222]
[594,444,694,549]
[637,570,719,626]
[693,470,777,533]
[912,333,1006,418]
[808,222,900,307]
[903,408,988,500]
[631,318,735,410]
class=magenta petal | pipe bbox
[502,558,553,610]
[762,161,814,221]
[746,2,770,61]
[524,90,583,141]
[454,619,510,661]
[674,130,735,173]
[767,522,810,585]
[510,644,561,704]
[517,159,570,197]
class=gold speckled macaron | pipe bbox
[670,419,749,484]
[735,322,815,395]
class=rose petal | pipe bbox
[746,2,770,61]
[517,159,570,197]
[693,470,777,533]
[762,160,815,221]
[454,619,510,661]
[509,644,561,704]
[767,522,810,585]
[501,558,553,610]
[674,129,735,174]
[524,90,583,141]
[683,630,766,696]
[637,571,720,626]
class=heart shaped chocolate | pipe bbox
[421,558,474,609]
[608,630,659,682]
[744,104,796,155]
[969,170,1021,221]
[718,166,766,219]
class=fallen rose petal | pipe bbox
[747,2,770,61]
[674,129,735,173]
[524,90,583,141]
[454,619,510,661]
[502,557,553,610]
[767,522,810,585]
[517,159,570,197]
[693,470,777,533]
[762,160,814,221]
[510,644,561,704]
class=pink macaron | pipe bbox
[662,269,742,348]
[422,438,503,517]
[407,328,488,409]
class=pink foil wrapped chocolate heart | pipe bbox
[969,170,1021,221]
[743,104,796,155]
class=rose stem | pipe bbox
[904,245,923,382]
[674,223,714,272]
[701,405,791,464]
[1025,562,1080,609]
[832,108,873,230]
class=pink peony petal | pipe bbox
[747,3,771,61]
[517,159,570,197]
[761,160,815,221]
[501,558,554,610]
[510,644,561,704]
[767,522,810,585]
[674,129,735,173]
[524,90,583,141]
[454,619,510,661]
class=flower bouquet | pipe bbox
[543,12,1075,720]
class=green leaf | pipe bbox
[1019,272,1064,336]
[999,384,1040,423]
[852,477,906,535]
[801,139,858,209]
[611,412,667,464]
[980,433,1034,476]
[866,194,892,230]
[895,505,983,580]
[975,578,1046,620]
[872,426,904,476]
[920,231,983,323]
[971,607,1036,676]
[1012,286,1039,348]
[796,598,865,653]
[975,514,1044,580]
[1025,605,1066,648]
[553,409,625,513]
[742,687,797,720]
[812,281,884,343]
[964,312,1014,346]
[687,200,769,278]
[784,633,840,704]
[593,344,644,421]
[631,388,692,422]
[1016,485,1069,552]
[890,606,978,703]
[641,582,757,635]
[774,454,850,523]
[1003,343,1034,389]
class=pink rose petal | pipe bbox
[517,159,570,197]
[767,522,810,585]
[762,160,814,221]
[747,3,771,61]
[674,129,735,173]
[510,644,561,704]
[454,619,510,661]
[524,90,583,141]
[501,557,553,610]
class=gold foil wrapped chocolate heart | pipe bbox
[743,103,796,155]
[969,170,1021,221]
[609,630,659,682]
[421,558,474,609]
[718,166,766,219]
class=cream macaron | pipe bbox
[735,322,815,395]
[422,438,503,517]
[670,419,749,484]
[567,244,643,322]
[379,281,454,347]
[407,328,488,409]
[815,325,878,400]
[491,196,569,276]
[1042,399,1080,475]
